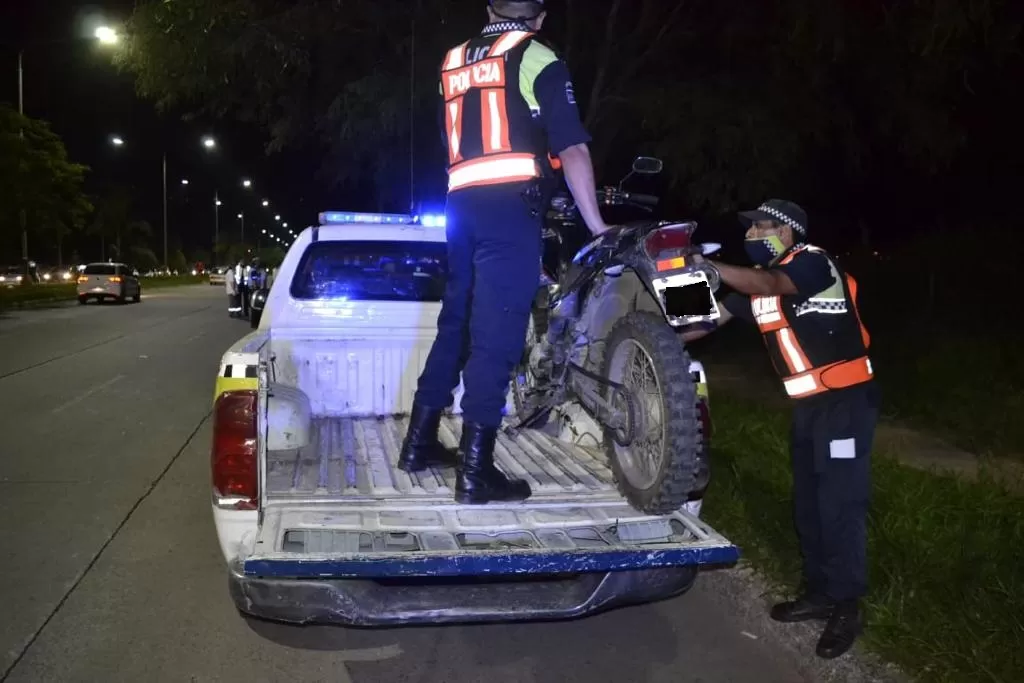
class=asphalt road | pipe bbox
[0,285,811,683]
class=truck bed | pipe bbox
[265,415,618,503]
[250,414,736,585]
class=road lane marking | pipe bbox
[0,412,212,681]
[51,375,126,414]
[0,303,215,382]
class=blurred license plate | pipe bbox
[663,281,714,317]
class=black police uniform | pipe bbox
[722,231,879,658]
[398,14,592,505]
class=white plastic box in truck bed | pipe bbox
[211,212,739,626]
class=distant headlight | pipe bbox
[43,273,52,281]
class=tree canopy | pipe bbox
[115,0,1021,219]
[0,104,92,256]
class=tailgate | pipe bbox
[246,416,738,579]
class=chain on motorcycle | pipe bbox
[567,361,627,393]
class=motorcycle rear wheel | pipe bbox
[599,311,701,515]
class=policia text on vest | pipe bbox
[397,2,612,507]
[680,198,879,661]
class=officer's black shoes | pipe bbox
[454,421,532,505]
[815,601,863,660]
[397,404,458,473]
[769,593,836,623]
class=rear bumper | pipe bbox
[78,287,123,298]
[229,561,701,627]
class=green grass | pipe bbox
[695,321,1024,461]
[702,392,1024,683]
[872,333,1024,459]
[0,276,207,311]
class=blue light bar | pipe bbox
[319,211,415,226]
[420,214,447,228]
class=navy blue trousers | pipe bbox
[790,381,880,602]
[414,184,542,428]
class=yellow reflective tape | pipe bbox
[214,376,258,406]
[519,41,557,112]
[696,382,709,400]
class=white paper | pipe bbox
[829,438,856,460]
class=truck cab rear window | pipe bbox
[290,241,448,302]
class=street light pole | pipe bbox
[162,152,169,268]
[17,50,28,280]
[214,192,220,255]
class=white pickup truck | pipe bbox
[211,210,739,627]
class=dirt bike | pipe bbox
[509,156,723,515]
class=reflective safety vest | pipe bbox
[441,29,545,193]
[751,245,874,400]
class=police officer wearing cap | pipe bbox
[397,0,612,505]
[683,199,880,660]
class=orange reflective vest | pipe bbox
[441,30,544,193]
[751,245,874,400]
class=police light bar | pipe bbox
[319,211,415,225]
[419,214,447,228]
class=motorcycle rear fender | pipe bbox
[575,269,665,368]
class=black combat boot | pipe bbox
[815,600,863,659]
[455,421,532,504]
[397,404,458,473]
[769,593,835,623]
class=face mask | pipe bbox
[744,235,787,266]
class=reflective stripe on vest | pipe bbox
[752,245,873,399]
[448,153,540,192]
[441,31,541,191]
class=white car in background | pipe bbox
[77,262,142,305]
[0,266,25,288]
[209,266,228,286]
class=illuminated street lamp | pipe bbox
[262,199,269,207]
[180,178,189,185]
[242,179,252,189]
[16,26,120,279]
[274,215,281,221]
[110,135,124,146]
[202,136,216,149]
[94,26,119,45]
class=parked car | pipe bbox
[77,262,142,304]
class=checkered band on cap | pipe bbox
[758,204,806,234]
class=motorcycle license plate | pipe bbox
[653,271,721,326]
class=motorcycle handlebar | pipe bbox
[596,187,659,209]
[624,192,659,207]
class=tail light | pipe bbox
[644,225,694,258]
[108,276,122,283]
[645,225,696,272]
[77,276,88,284]
[212,390,259,510]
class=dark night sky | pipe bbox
[1,0,328,261]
